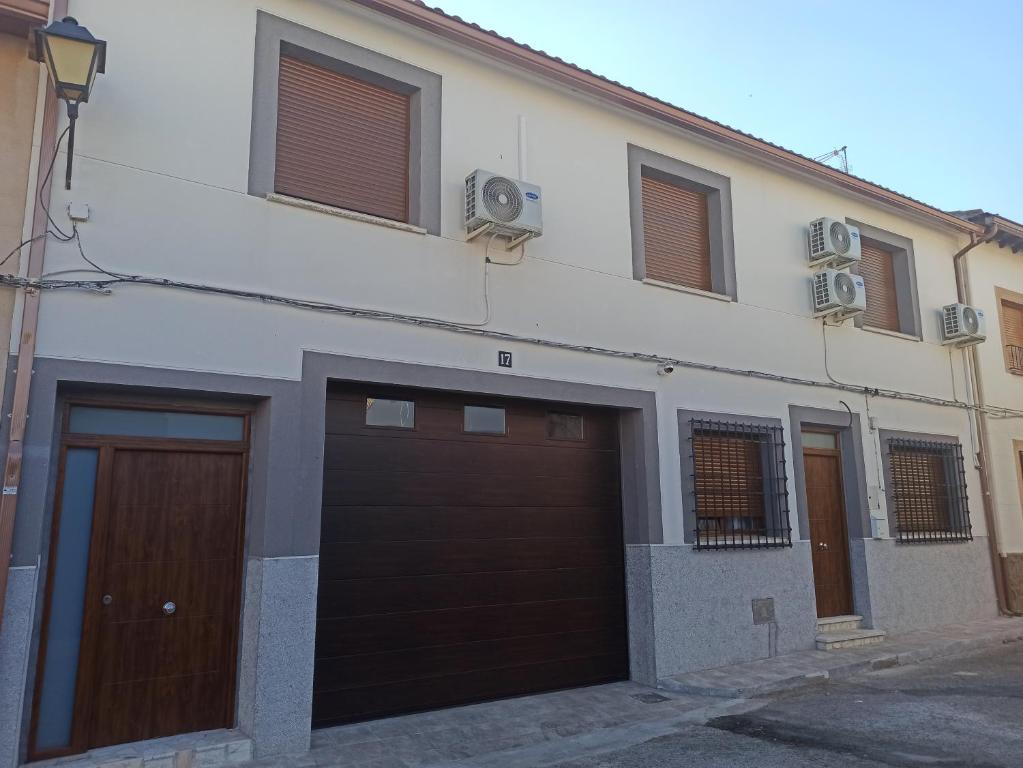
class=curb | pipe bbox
[657,628,1023,698]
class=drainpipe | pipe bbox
[0,0,68,633]
[952,224,1015,615]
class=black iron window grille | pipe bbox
[689,418,792,550]
[1008,344,1023,374]
[887,438,972,543]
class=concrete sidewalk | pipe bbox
[659,615,1023,698]
[250,684,758,768]
[31,617,1023,768]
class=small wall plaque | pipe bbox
[498,351,513,368]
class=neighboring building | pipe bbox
[953,210,1023,612]
[0,0,46,430]
[0,0,1018,764]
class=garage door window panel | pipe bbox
[365,397,415,429]
[547,412,585,441]
[463,405,507,435]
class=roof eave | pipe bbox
[350,0,983,236]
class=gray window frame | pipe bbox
[676,409,791,547]
[249,12,442,234]
[847,219,922,338]
[878,429,972,542]
[628,145,737,300]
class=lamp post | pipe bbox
[31,16,106,190]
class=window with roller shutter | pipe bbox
[640,175,713,292]
[628,145,736,300]
[275,55,410,223]
[886,438,972,543]
[999,297,1023,373]
[682,416,793,551]
[846,221,922,339]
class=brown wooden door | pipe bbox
[78,448,245,748]
[314,386,628,727]
[804,447,854,618]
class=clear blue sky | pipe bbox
[433,0,1023,222]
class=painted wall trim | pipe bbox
[249,10,442,234]
[788,405,871,542]
[628,144,737,301]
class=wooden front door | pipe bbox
[804,447,854,618]
[83,449,245,747]
[31,406,248,759]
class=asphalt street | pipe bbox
[548,642,1023,768]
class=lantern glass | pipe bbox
[42,34,98,102]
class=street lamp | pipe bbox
[31,16,106,190]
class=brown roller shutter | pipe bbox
[641,176,712,292]
[692,433,765,528]
[858,242,900,332]
[889,449,950,533]
[275,55,410,223]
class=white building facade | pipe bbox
[0,1,1016,764]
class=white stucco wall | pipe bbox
[30,0,991,544]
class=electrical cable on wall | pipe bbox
[5,264,1022,420]
[3,135,1022,422]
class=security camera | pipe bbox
[657,363,675,376]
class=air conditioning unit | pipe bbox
[465,169,543,242]
[807,218,861,268]
[812,268,866,322]
[941,303,986,346]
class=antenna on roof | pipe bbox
[813,145,849,174]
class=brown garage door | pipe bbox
[313,385,628,727]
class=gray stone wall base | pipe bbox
[857,538,998,635]
[646,544,819,678]
[624,547,656,686]
[0,566,37,768]
[1004,553,1023,614]
[237,555,318,758]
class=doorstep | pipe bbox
[658,615,1023,698]
[24,730,252,768]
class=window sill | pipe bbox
[860,325,921,342]
[642,279,733,303]
[266,194,428,235]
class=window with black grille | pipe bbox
[887,438,972,543]
[689,419,792,550]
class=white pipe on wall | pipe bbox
[517,114,527,181]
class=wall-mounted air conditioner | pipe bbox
[812,268,866,322]
[941,303,986,346]
[808,218,861,269]
[465,169,543,245]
